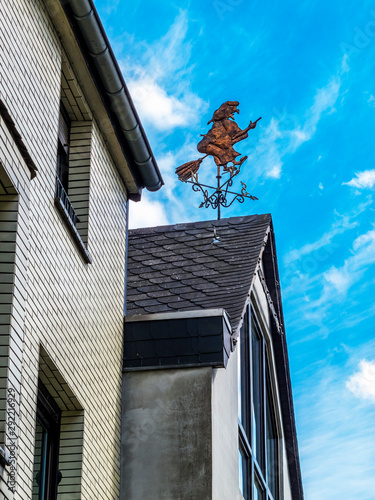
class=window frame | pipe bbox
[56,103,71,194]
[33,380,62,500]
[238,303,282,500]
[54,102,92,263]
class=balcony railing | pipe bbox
[54,176,91,263]
[55,176,79,227]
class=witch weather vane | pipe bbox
[175,100,261,220]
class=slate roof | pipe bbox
[126,214,271,334]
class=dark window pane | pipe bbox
[238,334,243,424]
[32,381,61,500]
[57,142,69,193]
[266,369,279,500]
[254,475,265,500]
[251,322,264,471]
[239,449,245,497]
[57,105,70,193]
[239,447,249,499]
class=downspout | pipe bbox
[67,0,163,193]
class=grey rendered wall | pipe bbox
[121,367,212,500]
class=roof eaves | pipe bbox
[62,0,164,197]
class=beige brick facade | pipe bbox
[0,0,134,498]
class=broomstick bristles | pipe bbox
[175,158,203,181]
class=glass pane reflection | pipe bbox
[266,370,279,500]
[239,448,248,499]
[32,421,48,500]
[254,476,265,500]
[252,325,264,470]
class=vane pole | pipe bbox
[217,165,221,220]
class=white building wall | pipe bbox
[253,271,294,500]
[211,352,240,500]
[0,0,128,498]
[211,270,294,500]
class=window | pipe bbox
[238,318,250,437]
[57,104,70,195]
[254,475,266,500]
[32,380,62,500]
[238,306,281,500]
[55,103,81,230]
[266,369,279,500]
[38,347,84,498]
[239,445,249,498]
[251,324,264,471]
[54,54,93,263]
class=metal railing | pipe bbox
[55,176,79,227]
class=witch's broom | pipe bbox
[175,155,208,181]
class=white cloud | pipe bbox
[252,76,341,180]
[321,227,373,309]
[323,266,352,294]
[128,77,202,130]
[290,78,341,151]
[284,214,357,265]
[343,169,375,189]
[353,228,375,250]
[297,362,375,500]
[346,360,375,403]
[341,53,350,73]
[319,182,324,189]
[350,227,375,261]
[251,117,283,179]
[282,200,375,335]
[131,138,205,227]
[266,164,282,178]
[256,55,349,180]
[154,139,201,219]
[129,196,169,229]
[120,11,208,131]
[318,226,375,300]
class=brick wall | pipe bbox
[0,0,129,498]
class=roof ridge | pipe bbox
[129,213,272,234]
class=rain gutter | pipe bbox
[64,0,164,196]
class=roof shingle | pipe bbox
[126,214,271,333]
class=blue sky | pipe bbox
[95,0,375,497]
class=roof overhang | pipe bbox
[44,0,163,200]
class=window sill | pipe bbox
[55,196,92,264]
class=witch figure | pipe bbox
[176,101,261,181]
